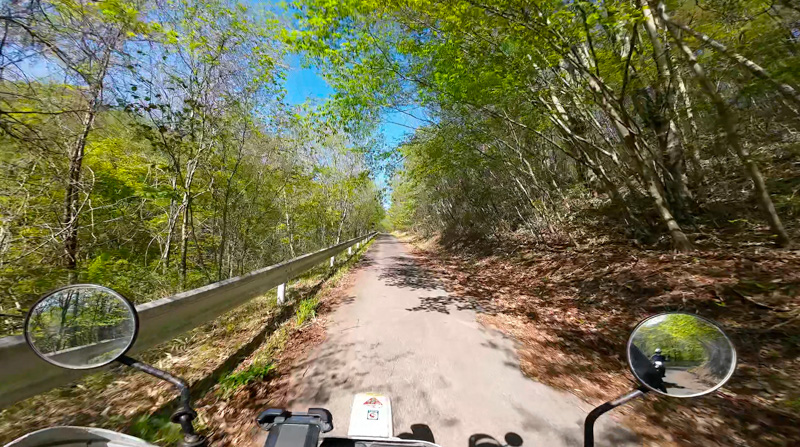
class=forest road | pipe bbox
[664,368,712,397]
[277,234,639,447]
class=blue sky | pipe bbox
[283,54,334,105]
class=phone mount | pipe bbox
[258,408,333,447]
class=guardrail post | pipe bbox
[277,283,286,305]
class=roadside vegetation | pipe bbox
[291,0,800,251]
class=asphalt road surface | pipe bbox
[284,234,639,447]
[664,368,710,396]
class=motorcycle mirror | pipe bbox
[627,312,736,397]
[24,284,138,370]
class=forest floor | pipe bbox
[0,241,374,446]
[396,232,800,447]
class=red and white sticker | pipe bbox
[363,397,383,407]
[349,393,392,438]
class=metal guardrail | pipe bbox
[0,232,376,409]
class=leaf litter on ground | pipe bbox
[399,232,800,447]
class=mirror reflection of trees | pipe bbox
[633,314,720,364]
[26,287,135,357]
[630,314,735,396]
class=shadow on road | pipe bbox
[376,249,498,315]
[392,419,635,447]
[396,424,530,447]
[379,255,442,290]
[468,433,525,447]
[404,295,485,314]
[398,424,437,443]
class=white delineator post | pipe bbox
[277,283,286,305]
[330,256,335,268]
[348,246,353,256]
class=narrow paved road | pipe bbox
[286,234,638,447]
[664,368,709,397]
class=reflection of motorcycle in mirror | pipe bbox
[628,313,737,398]
[653,361,665,378]
[7,285,738,447]
[650,349,666,378]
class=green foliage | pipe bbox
[129,414,185,446]
[632,314,722,363]
[217,361,276,397]
[26,287,134,354]
[295,297,319,326]
[0,0,385,336]
[293,0,800,248]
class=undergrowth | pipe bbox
[217,362,276,398]
[295,297,318,325]
[129,413,208,445]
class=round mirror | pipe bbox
[24,284,138,369]
[627,312,736,397]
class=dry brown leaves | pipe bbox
[400,233,800,447]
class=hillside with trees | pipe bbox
[0,0,384,336]
[289,0,799,248]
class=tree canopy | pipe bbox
[0,0,384,336]
[288,0,799,250]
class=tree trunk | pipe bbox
[640,1,692,216]
[218,197,229,282]
[674,68,704,184]
[546,93,634,219]
[62,105,97,284]
[180,191,190,289]
[282,188,296,258]
[217,130,246,281]
[582,71,693,250]
[659,2,791,247]
[335,205,349,245]
[179,159,198,289]
[161,175,179,274]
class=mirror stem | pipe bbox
[584,386,647,447]
[118,355,207,447]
